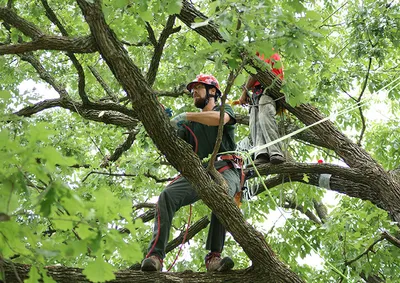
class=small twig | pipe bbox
[145,22,157,46]
[121,40,151,47]
[82,170,173,183]
[356,57,372,146]
[207,57,246,170]
[381,231,400,248]
[82,171,137,182]
[345,237,384,266]
[100,130,138,168]
[88,65,118,102]
[133,203,157,210]
[144,172,174,183]
[0,233,23,283]
[319,1,348,27]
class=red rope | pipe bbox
[183,124,198,154]
[167,204,192,271]
[146,205,161,258]
[145,123,197,269]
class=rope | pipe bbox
[167,204,193,271]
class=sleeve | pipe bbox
[221,104,236,125]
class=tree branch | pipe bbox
[0,35,96,55]
[345,237,384,266]
[381,231,400,248]
[283,200,322,225]
[41,0,90,104]
[255,172,383,208]
[0,6,43,38]
[145,22,157,46]
[89,65,118,102]
[146,15,181,87]
[356,57,372,146]
[13,98,138,128]
[100,130,138,168]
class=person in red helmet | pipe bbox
[141,74,241,272]
[239,52,285,165]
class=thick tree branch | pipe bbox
[0,6,43,38]
[0,259,277,283]
[254,162,367,185]
[0,6,96,54]
[255,172,383,208]
[13,98,138,128]
[0,35,96,55]
[178,1,224,43]
[145,22,157,46]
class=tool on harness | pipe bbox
[216,154,247,207]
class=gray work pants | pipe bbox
[147,160,241,259]
[249,94,283,159]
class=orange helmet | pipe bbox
[186,74,222,96]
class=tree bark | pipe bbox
[0,260,281,283]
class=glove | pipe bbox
[164,107,173,117]
[170,112,187,129]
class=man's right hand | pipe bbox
[170,112,188,129]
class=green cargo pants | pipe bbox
[147,160,241,259]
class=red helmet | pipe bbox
[186,74,222,96]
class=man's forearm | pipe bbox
[186,111,230,126]
[245,76,257,89]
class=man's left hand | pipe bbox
[170,113,188,129]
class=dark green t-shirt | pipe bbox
[178,105,236,160]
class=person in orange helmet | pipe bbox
[239,52,285,165]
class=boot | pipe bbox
[270,154,285,165]
[141,255,163,271]
[205,252,234,272]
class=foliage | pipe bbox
[1,0,400,282]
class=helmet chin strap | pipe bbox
[199,86,215,109]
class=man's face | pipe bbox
[191,83,207,108]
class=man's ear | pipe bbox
[209,87,217,95]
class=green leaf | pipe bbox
[167,0,182,15]
[0,90,12,100]
[40,267,56,283]
[302,174,309,183]
[25,266,41,283]
[114,0,129,9]
[82,257,116,283]
[52,219,73,231]
[39,186,57,217]
[139,10,153,22]
[75,224,97,239]
[62,240,87,258]
[235,73,246,86]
